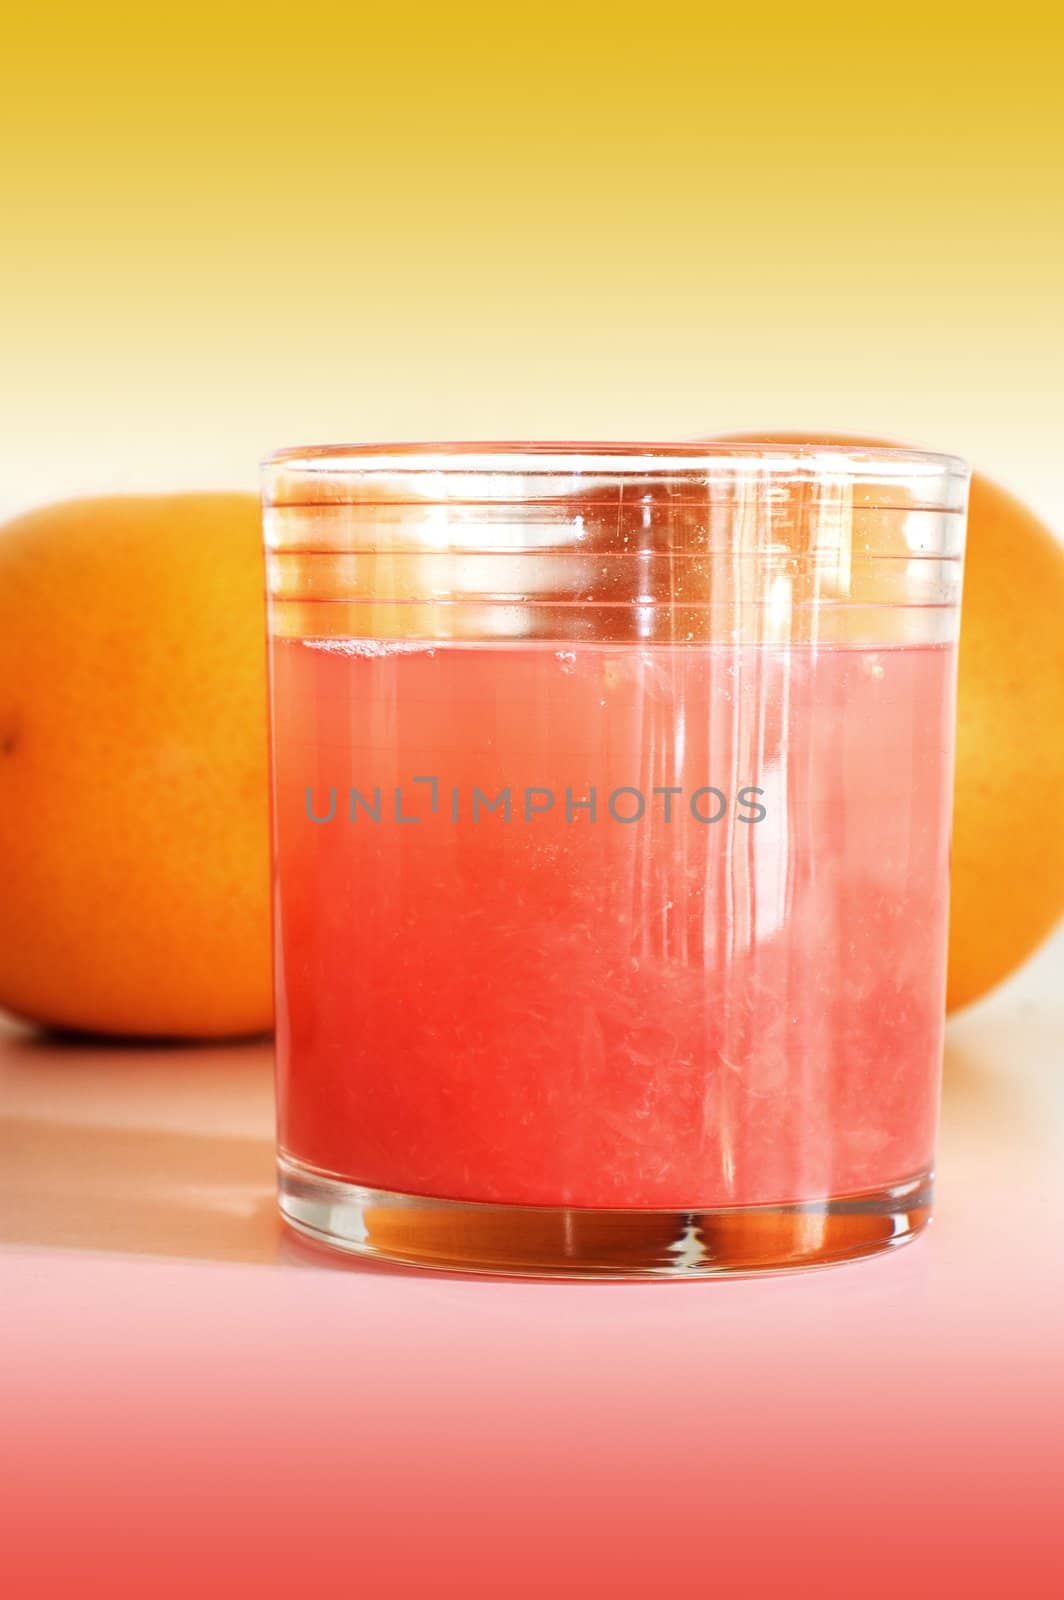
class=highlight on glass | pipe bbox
[262,441,969,1277]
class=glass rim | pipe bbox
[263,438,968,479]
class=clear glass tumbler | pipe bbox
[263,442,969,1276]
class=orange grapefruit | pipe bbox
[0,493,271,1037]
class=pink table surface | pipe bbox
[2,935,1063,1598]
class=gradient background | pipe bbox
[1,3,1063,519]
[2,4,1063,1595]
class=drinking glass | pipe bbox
[263,442,968,1276]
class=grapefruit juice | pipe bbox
[271,638,956,1209]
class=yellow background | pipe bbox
[1,2,1061,523]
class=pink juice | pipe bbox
[270,636,956,1210]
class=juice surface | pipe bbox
[270,638,955,1208]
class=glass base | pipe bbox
[278,1155,932,1279]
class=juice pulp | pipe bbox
[270,638,956,1209]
